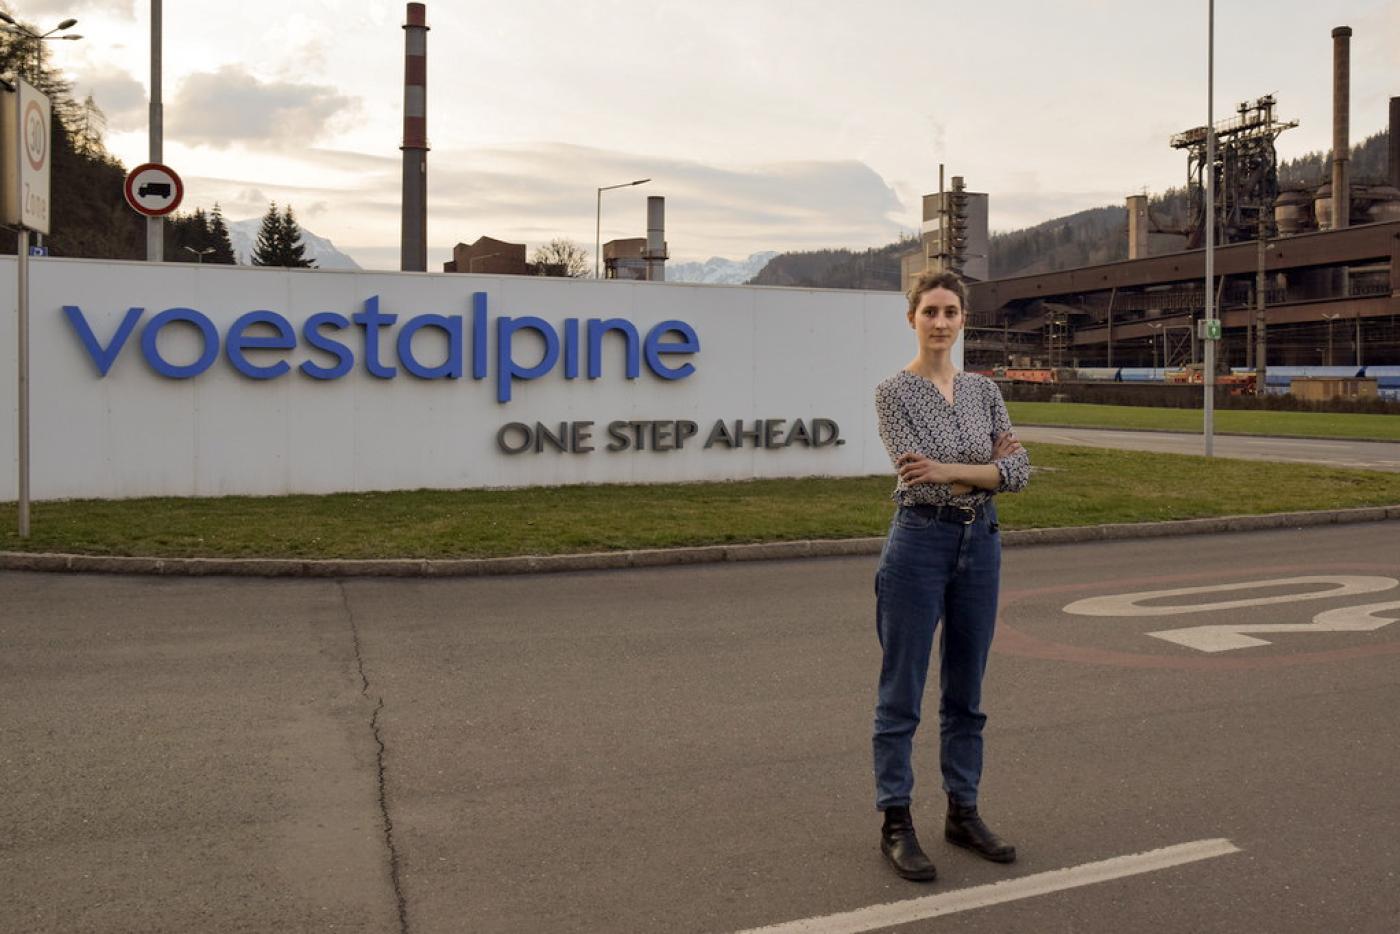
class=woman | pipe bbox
[872,270,1030,882]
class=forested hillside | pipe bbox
[1,10,237,263]
[0,21,145,259]
[750,128,1391,288]
[746,238,911,290]
[1279,129,1388,186]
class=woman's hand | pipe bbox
[896,452,962,487]
[991,431,1024,461]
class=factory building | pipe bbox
[921,25,1398,376]
[442,236,529,275]
[604,196,669,281]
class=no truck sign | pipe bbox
[124,162,184,217]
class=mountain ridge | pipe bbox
[226,219,362,270]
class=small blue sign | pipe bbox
[29,245,47,256]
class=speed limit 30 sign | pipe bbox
[124,162,184,217]
[1,78,52,233]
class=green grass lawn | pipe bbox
[2,444,1397,560]
[1006,402,1400,441]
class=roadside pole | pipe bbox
[147,0,162,261]
[17,226,28,536]
[1202,0,1217,457]
[4,78,51,538]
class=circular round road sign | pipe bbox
[23,99,47,172]
[124,162,184,217]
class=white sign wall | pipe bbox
[0,258,961,500]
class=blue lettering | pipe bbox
[63,291,699,396]
[397,314,464,379]
[472,292,488,380]
[496,316,559,403]
[644,320,700,380]
[63,305,143,376]
[299,313,354,380]
[226,311,295,379]
[351,295,397,378]
[586,318,640,380]
[141,308,220,379]
[563,318,580,379]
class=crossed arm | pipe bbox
[895,433,1025,494]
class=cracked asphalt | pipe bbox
[3,522,1398,933]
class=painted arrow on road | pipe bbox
[1148,600,1400,653]
[1062,576,1398,617]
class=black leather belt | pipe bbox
[903,502,984,525]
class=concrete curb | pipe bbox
[3,505,1398,579]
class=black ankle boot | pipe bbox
[944,794,1017,863]
[880,806,938,881]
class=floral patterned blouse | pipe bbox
[874,370,1031,507]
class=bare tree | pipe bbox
[531,238,590,278]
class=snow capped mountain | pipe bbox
[665,251,778,285]
[226,219,362,270]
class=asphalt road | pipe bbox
[3,523,1399,933]
[1015,425,1400,472]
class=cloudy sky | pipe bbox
[16,0,1400,269]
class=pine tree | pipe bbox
[279,206,314,268]
[189,208,211,254]
[250,203,316,267]
[251,202,282,266]
[208,204,237,264]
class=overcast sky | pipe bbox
[19,0,1400,269]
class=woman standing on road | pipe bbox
[871,270,1030,882]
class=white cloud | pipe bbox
[71,65,144,131]
[172,142,911,268]
[168,65,359,149]
[18,0,132,19]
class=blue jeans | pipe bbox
[873,501,1001,810]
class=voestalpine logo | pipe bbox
[62,291,699,403]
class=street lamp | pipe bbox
[1321,312,1342,366]
[183,246,215,263]
[1148,322,1164,372]
[0,13,82,80]
[595,178,649,279]
[1202,0,1217,457]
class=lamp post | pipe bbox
[183,246,214,263]
[0,13,82,81]
[149,0,163,262]
[595,178,649,279]
[1202,0,1216,456]
[1321,312,1342,366]
[1148,322,1164,372]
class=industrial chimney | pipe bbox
[1331,25,1351,230]
[1125,195,1148,260]
[643,196,668,281]
[401,3,429,271]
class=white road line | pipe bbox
[732,838,1241,934]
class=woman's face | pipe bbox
[908,286,964,352]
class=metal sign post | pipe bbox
[148,0,163,261]
[3,78,51,538]
[17,226,28,536]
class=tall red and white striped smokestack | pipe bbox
[401,2,429,271]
